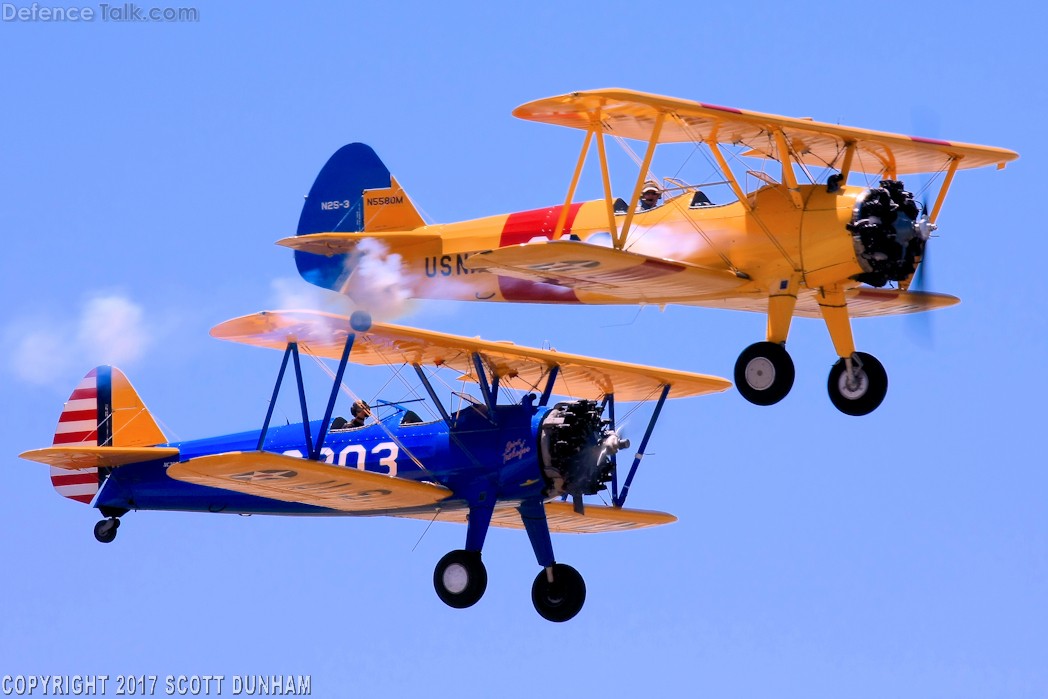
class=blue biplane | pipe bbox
[20,310,730,621]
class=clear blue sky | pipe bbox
[2,1,1046,697]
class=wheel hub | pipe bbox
[442,563,469,594]
[744,357,776,390]
[838,369,869,399]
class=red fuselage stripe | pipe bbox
[498,203,584,248]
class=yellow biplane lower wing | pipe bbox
[395,500,676,534]
[692,286,959,318]
[167,451,454,513]
[19,446,180,471]
[465,240,751,303]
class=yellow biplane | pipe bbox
[281,89,1018,415]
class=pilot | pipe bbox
[638,181,662,210]
[349,400,371,428]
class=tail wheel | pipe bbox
[827,352,888,416]
[93,517,120,544]
[734,342,795,406]
[433,550,487,609]
[531,563,586,623]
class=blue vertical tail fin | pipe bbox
[295,144,424,290]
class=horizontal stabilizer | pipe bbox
[465,240,750,303]
[20,446,179,470]
[395,500,676,534]
[211,310,731,401]
[167,451,453,513]
[277,230,441,257]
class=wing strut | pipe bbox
[254,316,365,459]
[705,138,752,212]
[613,384,670,508]
[552,129,595,241]
[311,325,357,460]
[928,157,960,224]
[594,124,620,249]
[257,344,293,451]
[774,129,803,208]
[291,344,314,457]
[538,364,560,407]
[603,393,621,504]
[615,112,666,249]
[412,363,453,426]
[470,352,499,426]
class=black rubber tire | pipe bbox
[433,550,487,609]
[827,352,888,416]
[734,341,795,406]
[531,563,586,623]
[93,518,119,544]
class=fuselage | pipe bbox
[313,182,880,305]
[95,406,549,516]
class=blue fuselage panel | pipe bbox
[95,406,550,515]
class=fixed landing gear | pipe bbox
[827,352,887,416]
[433,550,487,609]
[734,341,795,406]
[531,563,586,623]
[93,517,120,544]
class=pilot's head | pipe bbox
[351,400,370,419]
[640,181,661,209]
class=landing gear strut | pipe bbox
[531,563,586,622]
[827,352,887,416]
[433,550,488,609]
[93,517,120,544]
[734,341,795,406]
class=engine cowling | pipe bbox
[847,179,926,287]
[537,400,628,500]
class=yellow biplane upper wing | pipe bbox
[394,500,675,534]
[167,451,455,513]
[465,239,753,302]
[211,310,730,401]
[514,88,1018,175]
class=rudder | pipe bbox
[295,144,424,289]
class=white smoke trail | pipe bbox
[7,294,153,387]
[335,237,419,321]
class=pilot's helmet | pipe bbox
[642,181,661,194]
[351,400,370,417]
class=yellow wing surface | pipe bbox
[466,242,958,316]
[167,451,454,512]
[465,239,754,302]
[275,230,442,257]
[166,451,674,531]
[394,500,675,533]
[693,286,959,318]
[19,446,180,470]
[514,88,1018,175]
[210,310,731,401]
